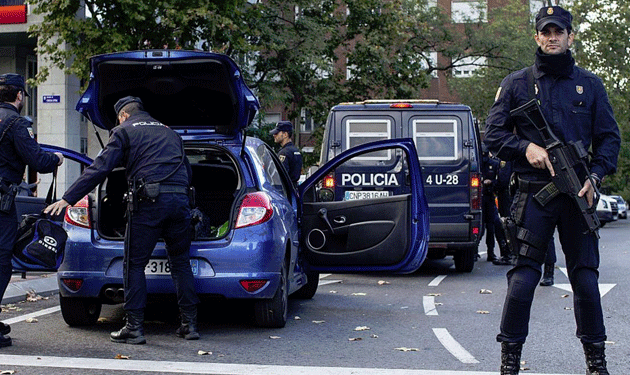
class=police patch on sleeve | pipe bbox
[279,155,286,162]
[494,87,503,102]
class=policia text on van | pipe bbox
[319,100,483,272]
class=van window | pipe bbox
[412,119,459,162]
[344,119,392,163]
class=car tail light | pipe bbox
[61,278,83,291]
[470,173,481,210]
[235,192,273,229]
[65,195,91,228]
[323,174,335,189]
[240,280,269,292]
[390,103,413,108]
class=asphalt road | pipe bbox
[0,219,628,375]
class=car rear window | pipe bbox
[413,119,459,162]
[343,119,392,164]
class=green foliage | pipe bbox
[448,0,537,127]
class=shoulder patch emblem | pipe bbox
[576,85,583,94]
[279,155,286,162]
[27,127,34,138]
[494,87,502,102]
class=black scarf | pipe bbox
[535,48,575,77]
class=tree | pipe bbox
[448,0,537,126]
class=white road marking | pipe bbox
[0,354,583,375]
[318,273,343,286]
[1,306,60,325]
[552,283,616,298]
[423,296,438,316]
[432,328,479,364]
[428,275,447,287]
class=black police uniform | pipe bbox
[278,141,303,184]
[481,151,505,260]
[0,102,60,320]
[484,45,620,346]
[61,110,199,316]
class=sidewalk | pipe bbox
[2,272,58,305]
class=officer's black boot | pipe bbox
[583,342,609,375]
[539,264,554,286]
[487,247,498,262]
[110,309,146,345]
[0,334,11,348]
[176,305,200,340]
[0,322,10,336]
[500,342,522,375]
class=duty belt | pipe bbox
[517,177,559,207]
[158,184,189,195]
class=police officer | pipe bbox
[481,146,502,262]
[484,6,620,375]
[270,121,303,184]
[45,97,200,344]
[0,73,63,347]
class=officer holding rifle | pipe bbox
[484,5,620,375]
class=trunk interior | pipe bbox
[96,148,241,240]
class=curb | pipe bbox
[2,273,58,305]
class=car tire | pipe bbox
[291,271,319,300]
[454,246,476,273]
[254,260,288,328]
[59,295,102,326]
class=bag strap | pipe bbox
[45,169,58,205]
[525,66,536,101]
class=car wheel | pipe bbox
[59,295,102,326]
[453,246,476,273]
[254,260,288,328]
[291,271,319,300]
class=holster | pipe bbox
[138,180,160,202]
[500,216,518,257]
[0,178,17,214]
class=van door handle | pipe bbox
[333,216,346,224]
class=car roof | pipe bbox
[76,50,260,137]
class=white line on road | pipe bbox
[0,354,583,375]
[423,296,438,316]
[433,328,479,364]
[428,275,447,287]
[1,306,60,325]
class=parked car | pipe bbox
[610,195,627,219]
[318,100,483,272]
[15,50,430,328]
[596,194,618,226]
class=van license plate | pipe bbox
[145,259,199,276]
[344,191,390,200]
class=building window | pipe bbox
[451,0,488,23]
[80,138,88,155]
[301,108,314,133]
[452,56,486,78]
[26,56,37,118]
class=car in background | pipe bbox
[596,194,618,226]
[610,195,627,219]
[15,50,430,329]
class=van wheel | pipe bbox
[59,295,102,326]
[454,246,476,273]
[291,271,319,300]
[254,260,288,328]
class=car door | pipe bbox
[299,138,429,274]
[13,145,92,272]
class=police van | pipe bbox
[318,100,483,272]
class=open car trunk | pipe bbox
[96,147,241,240]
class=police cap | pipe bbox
[535,6,572,31]
[0,73,29,96]
[269,121,293,135]
[114,96,143,115]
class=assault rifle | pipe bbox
[510,99,601,234]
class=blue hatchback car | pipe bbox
[21,50,429,328]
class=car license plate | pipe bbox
[145,259,199,276]
[344,191,390,200]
